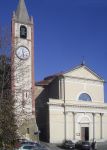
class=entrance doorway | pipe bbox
[81,127,89,141]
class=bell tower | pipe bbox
[11,0,36,139]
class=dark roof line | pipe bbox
[35,64,105,86]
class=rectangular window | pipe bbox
[20,25,27,39]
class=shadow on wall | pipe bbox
[35,87,49,142]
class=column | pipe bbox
[72,112,76,140]
[92,113,95,140]
[64,112,67,141]
[100,113,103,139]
[59,78,61,99]
[63,76,66,141]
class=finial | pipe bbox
[81,56,85,66]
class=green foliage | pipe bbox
[0,55,18,147]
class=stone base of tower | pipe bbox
[17,115,38,141]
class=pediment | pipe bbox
[64,65,104,81]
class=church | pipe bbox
[36,64,107,143]
[11,0,107,143]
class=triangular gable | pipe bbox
[63,65,104,82]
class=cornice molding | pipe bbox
[48,102,107,109]
[64,75,104,83]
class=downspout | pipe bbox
[63,76,66,141]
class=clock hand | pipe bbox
[22,49,25,57]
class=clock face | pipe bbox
[16,46,30,60]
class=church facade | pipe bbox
[36,64,107,143]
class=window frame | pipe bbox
[78,93,92,101]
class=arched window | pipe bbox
[20,25,27,39]
[79,93,91,101]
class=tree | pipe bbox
[0,26,37,144]
[0,55,18,147]
[0,28,18,147]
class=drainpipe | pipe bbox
[92,113,95,140]
[73,112,75,140]
[63,76,66,141]
[100,113,103,139]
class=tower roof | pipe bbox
[15,0,30,23]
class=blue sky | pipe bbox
[0,0,107,101]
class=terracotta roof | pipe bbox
[35,64,105,86]
[36,79,53,86]
[36,73,63,86]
